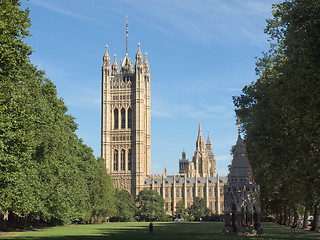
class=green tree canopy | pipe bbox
[112,189,137,222]
[0,0,115,229]
[136,189,166,222]
[187,197,210,221]
[233,0,320,231]
[175,200,187,219]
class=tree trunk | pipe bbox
[0,214,5,231]
[280,210,285,225]
[289,206,294,226]
[7,211,16,229]
[310,204,319,232]
[293,205,299,225]
[284,207,290,226]
[302,206,309,229]
[276,213,281,224]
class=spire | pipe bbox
[144,52,148,63]
[121,52,133,73]
[126,15,128,54]
[182,150,186,160]
[228,126,255,185]
[198,121,202,136]
[197,121,204,141]
[196,121,205,151]
[206,129,212,146]
[103,44,110,66]
[144,52,149,69]
[104,44,109,57]
[112,54,118,74]
[135,42,143,64]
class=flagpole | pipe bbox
[126,15,128,54]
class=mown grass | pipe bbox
[0,222,318,240]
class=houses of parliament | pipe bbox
[101,31,226,215]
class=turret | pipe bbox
[103,44,111,68]
[179,150,189,174]
[144,52,150,73]
[135,43,143,68]
[112,54,118,74]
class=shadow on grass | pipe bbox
[0,222,318,240]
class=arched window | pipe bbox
[113,150,118,171]
[128,149,132,171]
[121,149,125,171]
[128,108,132,129]
[114,109,118,129]
[121,108,125,129]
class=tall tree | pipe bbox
[1,0,117,228]
[233,0,320,230]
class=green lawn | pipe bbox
[0,222,318,240]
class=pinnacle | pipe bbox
[198,121,202,135]
[113,54,117,64]
[206,129,211,145]
[144,52,148,62]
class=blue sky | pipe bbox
[22,0,278,176]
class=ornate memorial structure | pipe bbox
[223,123,262,235]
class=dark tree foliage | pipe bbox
[175,200,187,219]
[0,0,115,229]
[233,0,320,231]
[136,189,166,222]
[112,189,137,222]
[187,197,210,221]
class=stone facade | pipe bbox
[101,43,151,197]
[143,173,226,215]
[101,42,226,215]
[142,124,226,215]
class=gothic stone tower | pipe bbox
[101,43,151,197]
[179,122,216,178]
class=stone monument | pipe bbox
[223,120,262,235]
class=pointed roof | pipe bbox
[228,134,254,185]
[135,42,143,63]
[206,130,212,146]
[197,121,204,141]
[144,52,149,71]
[103,44,110,66]
[120,52,133,73]
[196,121,205,152]
[112,54,118,73]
